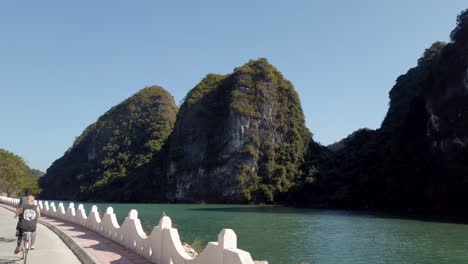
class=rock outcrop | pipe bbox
[165,59,312,203]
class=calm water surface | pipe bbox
[63,203,468,264]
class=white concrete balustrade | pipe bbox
[0,196,256,264]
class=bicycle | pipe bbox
[20,231,32,264]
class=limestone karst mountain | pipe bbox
[39,86,178,201]
[38,60,314,204]
[164,59,312,203]
[296,9,468,214]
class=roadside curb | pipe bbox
[0,204,102,264]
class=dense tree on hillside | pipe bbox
[0,149,41,196]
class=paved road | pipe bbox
[0,207,80,264]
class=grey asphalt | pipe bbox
[0,207,80,264]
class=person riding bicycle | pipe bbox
[14,195,40,254]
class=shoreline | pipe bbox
[38,198,468,225]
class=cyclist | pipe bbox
[15,189,34,250]
[14,195,40,254]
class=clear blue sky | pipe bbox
[0,1,466,171]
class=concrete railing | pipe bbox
[0,196,257,264]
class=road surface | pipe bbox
[0,206,80,264]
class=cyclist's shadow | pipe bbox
[0,236,23,263]
[0,256,23,264]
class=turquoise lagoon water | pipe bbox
[57,202,468,264]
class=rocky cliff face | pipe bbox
[39,86,178,201]
[423,45,468,157]
[374,18,468,212]
[165,59,311,203]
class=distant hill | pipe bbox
[327,128,374,152]
[29,169,45,179]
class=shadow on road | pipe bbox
[0,255,22,264]
[0,237,15,243]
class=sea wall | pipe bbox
[0,196,257,264]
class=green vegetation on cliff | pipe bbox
[232,59,312,202]
[39,86,178,201]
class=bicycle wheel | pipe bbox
[23,248,28,264]
[23,233,30,264]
